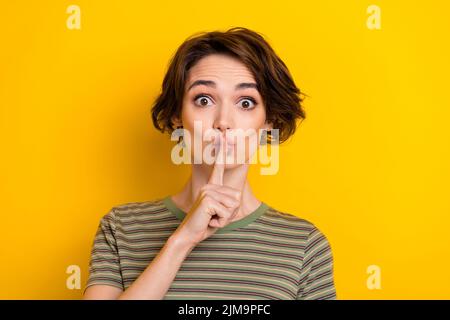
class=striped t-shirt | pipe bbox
[84,196,337,300]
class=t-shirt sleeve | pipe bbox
[297,225,337,300]
[83,208,124,294]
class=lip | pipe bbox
[212,137,235,146]
[212,143,235,148]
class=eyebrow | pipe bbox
[187,80,258,92]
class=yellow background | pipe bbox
[1,1,449,299]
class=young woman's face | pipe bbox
[179,53,271,168]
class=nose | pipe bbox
[213,123,231,135]
[212,105,232,137]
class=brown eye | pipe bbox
[193,95,213,107]
[239,98,257,110]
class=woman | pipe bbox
[83,27,336,300]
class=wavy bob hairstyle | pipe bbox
[151,27,306,144]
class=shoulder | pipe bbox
[262,205,321,234]
[262,205,332,249]
[99,197,170,226]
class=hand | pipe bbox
[171,133,242,246]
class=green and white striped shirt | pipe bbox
[84,196,337,300]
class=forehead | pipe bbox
[186,54,256,85]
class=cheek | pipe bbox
[182,104,215,129]
[218,129,259,165]
[240,105,266,124]
[236,112,267,141]
[243,132,260,160]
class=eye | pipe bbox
[193,94,214,107]
[238,97,257,111]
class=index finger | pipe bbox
[208,133,226,185]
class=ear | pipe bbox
[262,120,273,131]
[171,115,183,129]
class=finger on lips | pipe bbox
[208,133,226,186]
[206,132,243,228]
[203,184,241,201]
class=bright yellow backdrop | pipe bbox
[1,1,449,299]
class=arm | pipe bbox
[84,150,238,300]
[84,234,195,300]
[297,226,337,300]
[83,207,197,300]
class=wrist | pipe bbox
[168,232,197,253]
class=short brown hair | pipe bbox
[151,27,306,144]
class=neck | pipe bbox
[171,163,261,222]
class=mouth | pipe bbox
[211,137,235,157]
[212,136,235,147]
